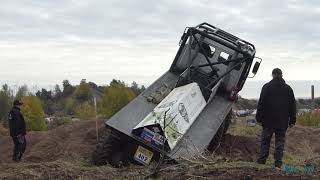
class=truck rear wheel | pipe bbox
[207,110,232,152]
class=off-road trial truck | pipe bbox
[92,22,261,167]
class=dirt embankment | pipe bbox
[286,126,320,155]
[0,121,319,179]
[0,120,106,164]
[218,126,320,163]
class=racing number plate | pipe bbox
[134,146,153,165]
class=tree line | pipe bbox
[0,79,146,131]
[2,78,317,132]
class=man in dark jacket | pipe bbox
[256,68,296,169]
[8,100,27,162]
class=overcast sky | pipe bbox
[0,0,319,89]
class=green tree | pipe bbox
[141,85,146,92]
[65,97,74,115]
[88,81,98,89]
[36,88,54,115]
[75,101,95,120]
[16,85,28,99]
[54,84,62,99]
[110,79,126,87]
[131,81,139,95]
[36,88,52,100]
[0,84,13,124]
[130,81,146,95]
[62,80,75,97]
[99,84,136,118]
[21,96,46,131]
[74,79,91,102]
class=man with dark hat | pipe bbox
[256,68,296,170]
[8,100,27,162]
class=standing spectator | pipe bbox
[8,100,27,162]
[256,68,296,170]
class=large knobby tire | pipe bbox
[92,130,115,166]
[92,129,128,167]
[207,110,232,152]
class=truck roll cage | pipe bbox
[171,23,256,92]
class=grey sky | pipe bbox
[0,0,319,89]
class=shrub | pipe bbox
[65,97,74,115]
[99,85,135,119]
[21,96,47,131]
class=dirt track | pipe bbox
[0,120,319,179]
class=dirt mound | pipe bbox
[216,134,260,162]
[286,126,320,155]
[216,125,320,162]
[0,120,106,164]
[0,131,45,164]
[224,125,320,163]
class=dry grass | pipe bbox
[228,117,261,137]
[0,158,281,180]
[297,112,320,127]
[0,159,143,180]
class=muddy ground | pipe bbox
[0,120,319,180]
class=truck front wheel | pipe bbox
[92,129,128,167]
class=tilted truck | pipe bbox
[92,22,262,167]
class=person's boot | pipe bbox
[17,152,23,162]
[257,159,266,165]
[275,161,282,172]
[12,155,19,162]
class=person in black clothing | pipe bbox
[256,68,296,169]
[8,100,27,162]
